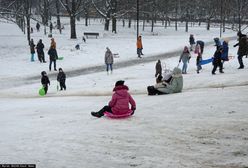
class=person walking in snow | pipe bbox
[36,22,40,32]
[36,39,46,63]
[48,47,57,71]
[57,68,66,90]
[179,46,191,74]
[155,60,162,77]
[234,31,248,69]
[212,46,224,75]
[105,47,114,74]
[41,71,50,95]
[196,53,202,74]
[91,80,136,118]
[136,35,143,58]
[30,39,36,62]
[189,34,195,51]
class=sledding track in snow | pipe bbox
[0,81,247,99]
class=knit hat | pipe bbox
[115,80,125,86]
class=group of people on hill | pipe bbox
[29,38,58,71]
[33,30,248,119]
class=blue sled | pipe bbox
[200,58,213,65]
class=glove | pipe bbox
[131,110,135,115]
[131,106,136,111]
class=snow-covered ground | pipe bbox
[0,19,248,168]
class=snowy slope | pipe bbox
[0,20,248,168]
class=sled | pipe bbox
[104,110,133,119]
[200,58,213,65]
[113,53,119,58]
[39,87,45,96]
[57,57,64,60]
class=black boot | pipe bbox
[91,112,103,118]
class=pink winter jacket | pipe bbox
[108,85,136,115]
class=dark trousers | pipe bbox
[197,64,202,73]
[212,62,223,74]
[238,55,244,68]
[49,60,56,71]
[38,52,46,63]
[59,80,66,90]
[200,46,204,54]
[137,48,143,57]
[97,106,112,117]
[147,86,165,95]
[43,85,48,94]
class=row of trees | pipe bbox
[1,0,248,42]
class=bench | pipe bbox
[83,32,99,39]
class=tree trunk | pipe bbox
[84,9,89,26]
[56,0,61,34]
[105,18,110,31]
[128,18,131,28]
[70,15,77,39]
[112,17,117,33]
[207,19,210,30]
[26,15,31,44]
[185,20,188,32]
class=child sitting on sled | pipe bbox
[91,80,136,118]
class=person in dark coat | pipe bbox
[36,22,40,32]
[48,47,57,71]
[57,68,66,90]
[189,34,195,51]
[36,39,46,63]
[234,31,248,69]
[41,71,50,94]
[212,46,224,75]
[196,40,205,54]
[155,60,162,77]
[30,39,35,62]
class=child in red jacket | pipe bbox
[91,80,136,118]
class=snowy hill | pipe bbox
[0,20,248,168]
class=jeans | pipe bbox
[31,53,35,61]
[182,62,188,74]
[106,64,113,72]
[49,60,57,71]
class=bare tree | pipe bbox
[60,0,84,39]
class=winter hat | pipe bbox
[183,46,189,52]
[41,71,46,76]
[115,80,125,86]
